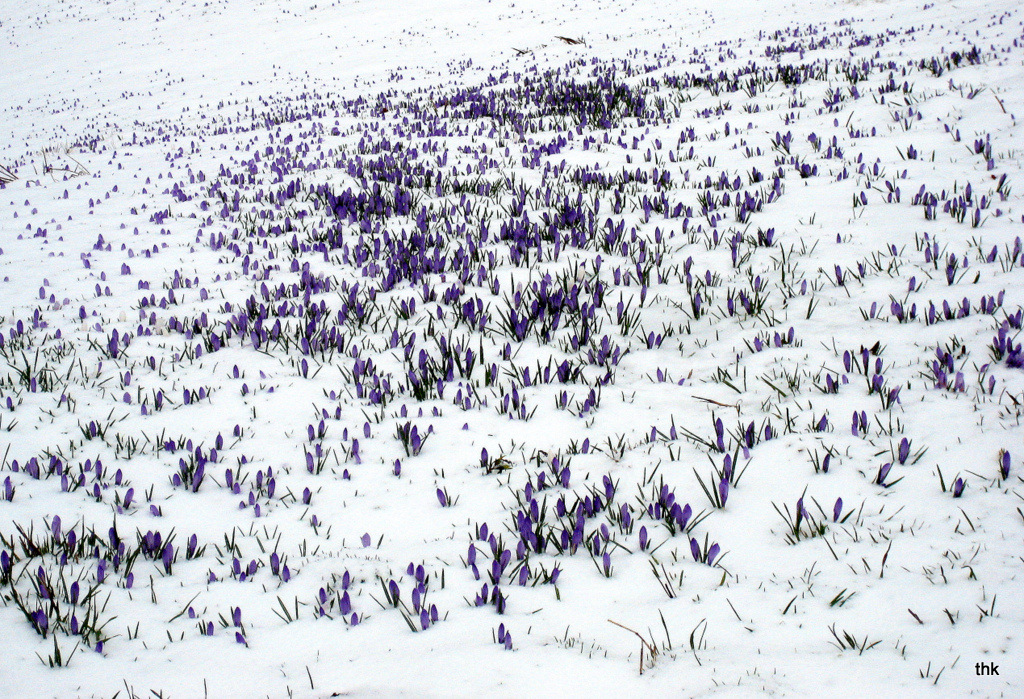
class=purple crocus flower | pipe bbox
[876,462,892,486]
[1000,451,1011,480]
[897,438,910,465]
[690,537,701,561]
[718,478,729,506]
[34,609,48,636]
[797,497,809,521]
[638,526,649,551]
[707,544,720,565]
[833,498,843,522]
[678,503,692,530]
[37,567,50,600]
[952,478,965,498]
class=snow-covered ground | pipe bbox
[2,0,1023,695]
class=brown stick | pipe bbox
[608,619,657,674]
[992,89,1007,114]
[693,395,741,412]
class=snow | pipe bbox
[1,0,1023,695]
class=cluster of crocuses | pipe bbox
[381,564,438,630]
[991,320,1024,368]
[3,5,1018,664]
[747,326,798,354]
[129,33,994,487]
[0,516,157,651]
[645,483,694,535]
[153,33,955,446]
[313,570,358,625]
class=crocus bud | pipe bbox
[876,462,892,485]
[898,438,910,464]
